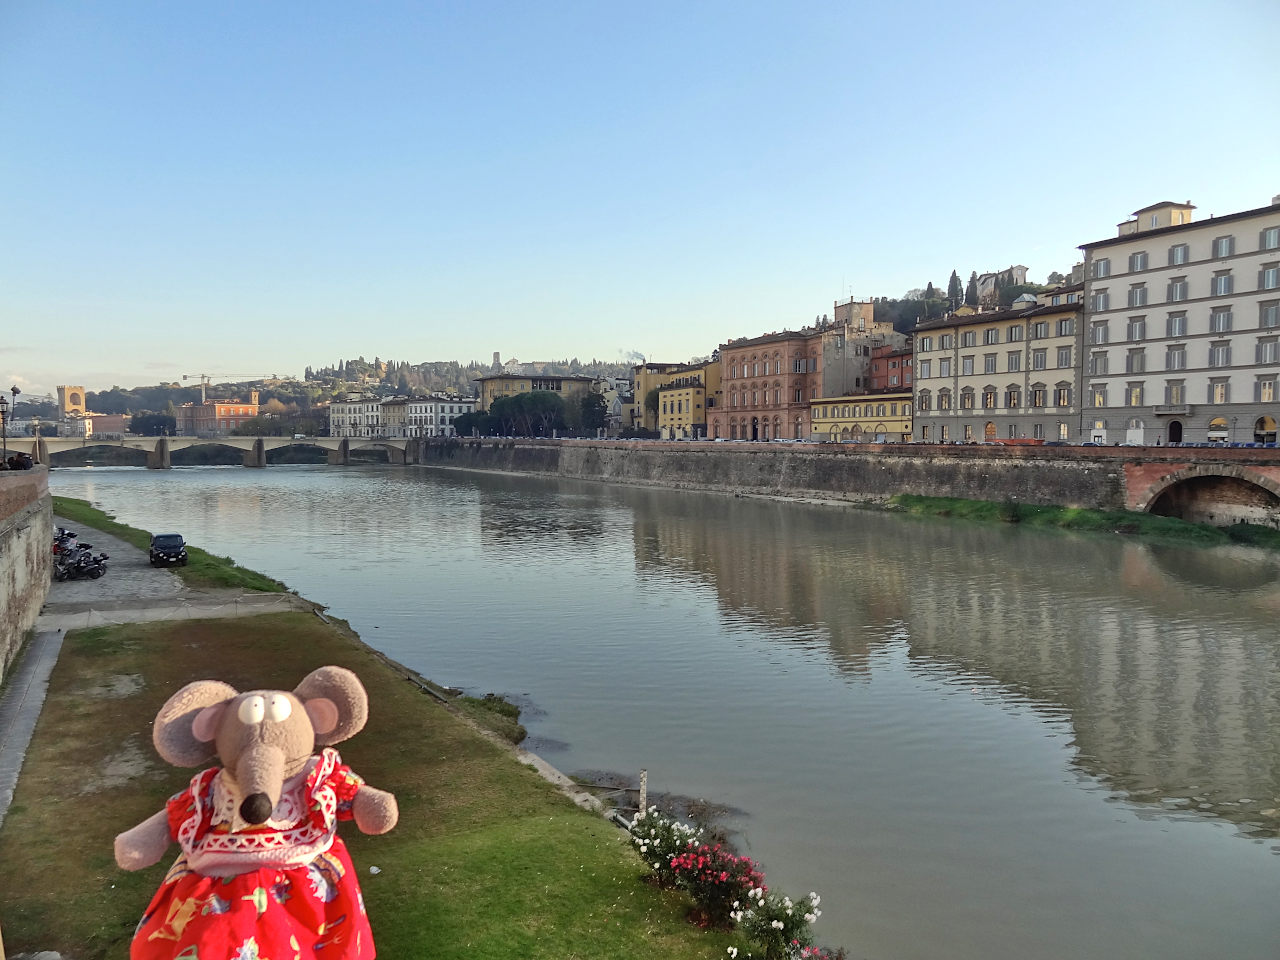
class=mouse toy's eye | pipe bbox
[238,695,266,725]
[267,694,293,723]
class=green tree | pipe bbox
[964,271,979,306]
[128,412,177,436]
[1047,270,1066,285]
[579,393,607,434]
[947,269,962,307]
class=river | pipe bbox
[50,464,1280,959]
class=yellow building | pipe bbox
[473,373,595,412]
[810,391,913,442]
[655,361,722,439]
[630,362,697,431]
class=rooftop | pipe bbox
[1082,200,1280,250]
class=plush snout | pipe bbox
[231,740,288,824]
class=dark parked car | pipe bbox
[149,533,188,567]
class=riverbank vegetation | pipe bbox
[888,494,1280,549]
[0,613,742,959]
[51,496,289,591]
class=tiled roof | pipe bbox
[911,301,1079,333]
[1082,201,1280,250]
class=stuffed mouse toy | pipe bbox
[115,665,398,960]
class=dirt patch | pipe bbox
[79,673,143,699]
[79,736,155,794]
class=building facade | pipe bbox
[328,395,381,438]
[810,391,912,443]
[655,361,721,439]
[176,391,261,436]
[913,302,1082,443]
[869,343,913,391]
[405,396,476,437]
[473,374,595,413]
[710,329,822,441]
[1080,197,1280,445]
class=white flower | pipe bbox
[810,893,820,905]
[804,913,816,923]
[771,920,784,930]
[783,897,792,908]
[727,949,738,958]
[639,845,648,853]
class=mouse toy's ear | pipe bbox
[295,666,368,746]
[153,680,239,766]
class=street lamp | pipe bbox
[0,393,8,464]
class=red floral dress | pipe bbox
[131,748,375,960]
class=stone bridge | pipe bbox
[4,436,415,468]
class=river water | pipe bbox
[51,464,1280,959]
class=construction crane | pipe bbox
[183,373,281,404]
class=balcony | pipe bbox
[1152,404,1191,416]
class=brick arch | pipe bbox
[1132,464,1280,512]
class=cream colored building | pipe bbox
[913,301,1082,443]
[810,391,912,442]
[1080,197,1280,445]
[473,373,594,413]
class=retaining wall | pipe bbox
[0,468,52,686]
[420,439,1130,509]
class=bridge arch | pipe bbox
[1136,465,1280,528]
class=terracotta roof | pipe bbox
[911,301,1079,333]
[1082,201,1280,250]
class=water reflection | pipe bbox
[626,492,1280,837]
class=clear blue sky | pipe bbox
[3,0,1278,398]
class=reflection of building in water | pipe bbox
[902,531,1280,832]
[625,487,911,674]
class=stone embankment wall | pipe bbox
[0,468,53,686]
[420,439,1130,509]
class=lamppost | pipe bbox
[0,393,8,464]
[1231,416,1238,444]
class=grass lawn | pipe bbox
[0,613,733,959]
[52,496,288,593]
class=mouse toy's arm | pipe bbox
[115,810,173,871]
[351,784,398,835]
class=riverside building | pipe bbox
[1079,197,1280,445]
[912,299,1082,443]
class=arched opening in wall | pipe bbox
[1255,416,1277,444]
[751,417,759,441]
[1168,419,1183,443]
[1207,416,1229,441]
[794,416,803,439]
[1148,474,1280,527]
[984,421,996,440]
[840,427,850,441]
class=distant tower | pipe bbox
[250,390,260,405]
[493,351,501,367]
[57,385,86,418]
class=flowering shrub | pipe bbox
[737,890,823,960]
[670,844,767,928]
[628,806,701,888]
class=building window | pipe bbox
[1032,423,1045,440]
[1165,380,1185,405]
[1213,236,1235,258]
[1006,387,1021,409]
[961,355,974,376]
[983,389,997,409]
[1091,289,1110,311]
[1126,349,1146,373]
[1209,379,1229,404]
[1007,325,1023,342]
[1007,351,1021,372]
[940,425,950,441]
[1093,258,1111,278]
[1261,263,1280,290]
[918,336,933,352]
[1262,301,1280,329]
[1031,387,1047,407]
[1089,352,1108,376]
[1127,383,1144,407]
[984,354,997,374]
[1208,341,1231,367]
[940,334,954,349]
[939,358,952,377]
[794,388,803,403]
[960,388,975,409]
[918,391,931,411]
[1167,312,1187,337]
[1257,338,1279,365]
[1030,321,1048,339]
[1169,243,1190,266]
[1090,320,1109,344]
[1127,316,1147,340]
[1090,384,1107,407]
[1056,317,1074,336]
[1257,378,1277,403]
[983,327,999,345]
[1211,271,1233,296]
[1168,277,1188,302]
[1166,345,1187,370]
[1128,251,1148,272]
[1057,346,1072,367]
[919,359,932,378]
[1032,349,1047,370]
[961,331,977,347]
[1128,284,1147,307]
[1209,308,1233,333]
[1055,385,1072,407]
[938,390,952,411]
